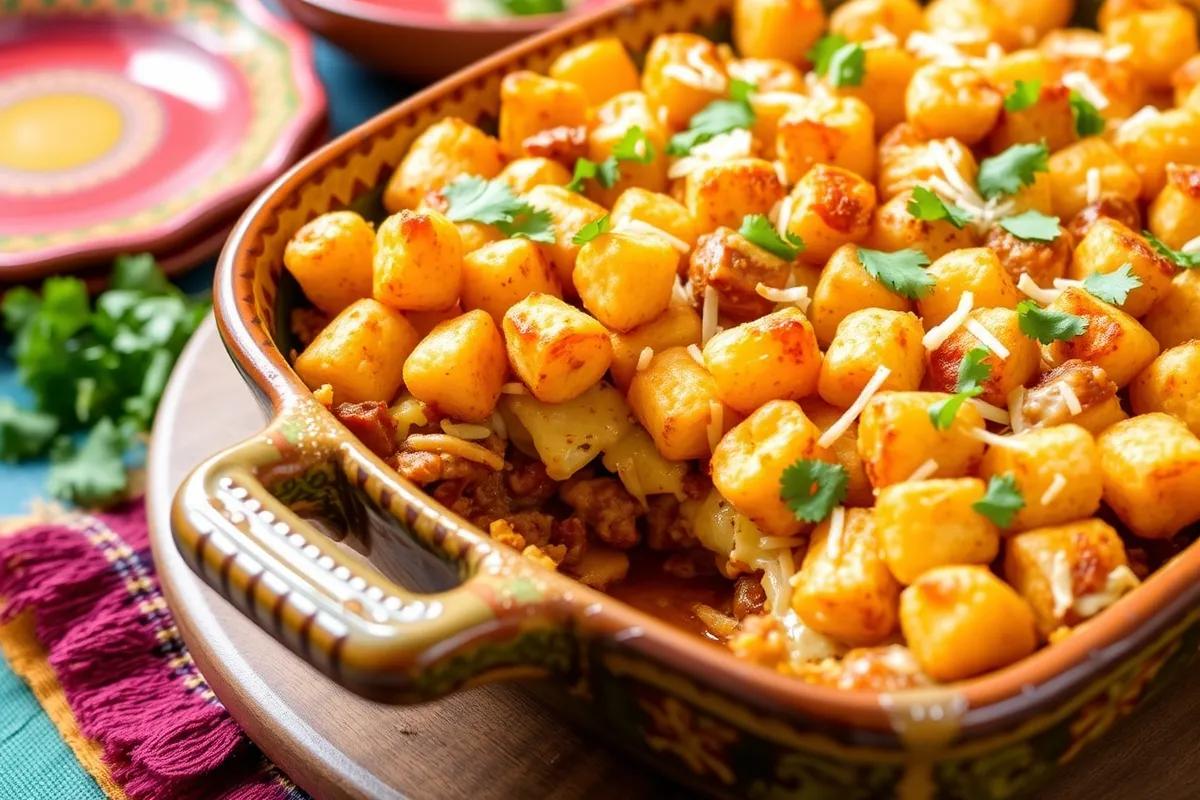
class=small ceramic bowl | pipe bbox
[171,1,1200,797]
[0,0,325,280]
[275,0,612,81]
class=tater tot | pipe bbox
[283,211,375,316]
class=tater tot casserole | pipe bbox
[281,0,1200,690]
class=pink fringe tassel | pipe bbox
[0,504,302,800]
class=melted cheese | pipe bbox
[1072,565,1141,618]
[1057,381,1083,416]
[636,346,655,371]
[440,419,492,440]
[501,382,634,480]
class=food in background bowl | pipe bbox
[282,0,1200,689]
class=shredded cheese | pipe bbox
[1104,44,1133,62]
[707,401,724,453]
[663,58,727,94]
[964,318,1010,359]
[923,291,975,351]
[440,419,492,440]
[500,382,527,395]
[1182,234,1200,253]
[1072,565,1140,618]
[490,410,507,440]
[1062,71,1109,110]
[636,347,655,372]
[1119,105,1160,136]
[672,278,692,306]
[1057,381,1083,416]
[775,195,795,238]
[1007,386,1028,434]
[403,434,506,470]
[1051,278,1084,291]
[1086,168,1101,205]
[1049,550,1075,621]
[760,536,806,550]
[967,398,1012,426]
[701,286,719,345]
[667,128,753,179]
[615,219,690,253]
[823,507,847,560]
[817,366,892,449]
[687,343,706,366]
[1017,273,1061,305]
[755,282,811,313]
[773,159,789,188]
[906,458,940,482]
[866,25,900,49]
[967,427,1031,451]
[1040,472,1068,505]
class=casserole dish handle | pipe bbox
[170,399,571,702]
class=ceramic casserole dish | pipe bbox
[172,0,1200,797]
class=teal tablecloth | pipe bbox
[0,31,413,800]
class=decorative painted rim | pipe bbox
[0,0,325,276]
[289,0,611,34]
[210,0,1200,740]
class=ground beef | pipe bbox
[559,476,644,549]
[393,451,491,486]
[506,458,559,506]
[663,550,721,579]
[732,574,767,619]
[645,495,695,550]
[552,516,589,567]
[333,402,398,460]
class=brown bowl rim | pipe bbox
[214,0,1200,735]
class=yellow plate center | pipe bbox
[0,93,124,172]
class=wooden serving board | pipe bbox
[147,318,1200,800]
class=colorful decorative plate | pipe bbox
[0,0,326,280]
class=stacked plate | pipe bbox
[0,0,326,283]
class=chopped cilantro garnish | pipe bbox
[928,348,991,430]
[1144,230,1200,268]
[1004,79,1042,112]
[442,176,555,243]
[1069,91,1106,137]
[738,214,805,260]
[1016,299,1089,344]
[572,214,611,245]
[908,186,972,229]
[567,126,656,192]
[805,35,847,75]
[667,81,757,155]
[780,459,849,524]
[998,210,1061,242]
[856,247,935,300]
[972,474,1025,529]
[976,142,1050,200]
[1082,263,1142,306]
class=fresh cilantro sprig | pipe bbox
[1004,79,1042,112]
[857,247,935,300]
[806,35,865,88]
[499,0,565,15]
[998,210,1061,242]
[738,214,805,260]
[908,187,971,229]
[972,474,1025,529]
[977,142,1050,200]
[572,214,611,245]
[442,176,555,243]
[1,254,210,505]
[1069,91,1105,137]
[1016,299,1089,344]
[567,126,656,192]
[780,459,848,524]
[666,79,756,156]
[1144,230,1200,268]
[1083,264,1142,306]
[928,348,991,430]
[806,35,847,75]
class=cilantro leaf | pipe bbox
[738,214,805,260]
[1144,230,1200,268]
[567,157,620,192]
[1017,299,1089,344]
[499,0,565,15]
[972,473,1025,529]
[826,43,865,88]
[667,84,757,155]
[46,418,128,508]
[612,125,656,164]
[1083,264,1142,306]
[1069,91,1105,137]
[908,186,971,229]
[976,142,1050,200]
[998,210,1061,242]
[112,253,179,296]
[928,348,992,430]
[1004,79,1042,112]
[780,459,848,524]
[0,400,59,462]
[442,176,555,243]
[572,214,611,246]
[806,35,847,76]
[856,247,935,300]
